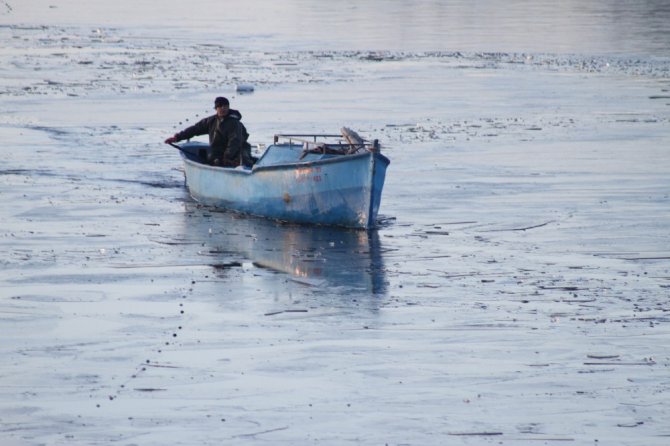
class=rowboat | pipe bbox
[174,132,390,229]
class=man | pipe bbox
[165,97,254,167]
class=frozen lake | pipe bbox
[1,1,669,445]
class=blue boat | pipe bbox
[174,133,390,229]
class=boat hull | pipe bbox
[179,143,389,228]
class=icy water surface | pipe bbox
[1,1,670,445]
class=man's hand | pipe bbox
[164,135,178,144]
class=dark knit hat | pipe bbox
[214,96,229,108]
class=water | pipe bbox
[11,0,670,55]
[1,1,670,445]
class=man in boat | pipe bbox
[164,96,255,167]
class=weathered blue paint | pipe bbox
[178,141,390,229]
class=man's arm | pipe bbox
[171,116,212,142]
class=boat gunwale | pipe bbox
[180,149,390,174]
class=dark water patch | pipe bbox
[448,432,503,437]
[210,261,243,270]
[0,167,82,183]
[587,354,620,360]
[26,125,71,138]
[1,24,48,31]
[10,294,105,303]
[7,271,143,285]
[17,341,108,357]
[206,249,238,255]
[264,309,309,316]
[583,358,656,366]
[481,220,556,232]
[622,255,670,261]
[538,286,581,292]
[0,168,48,176]
[149,238,201,246]
[144,363,180,369]
[110,178,184,189]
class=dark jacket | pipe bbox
[175,109,253,166]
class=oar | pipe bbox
[167,141,210,163]
[167,142,187,153]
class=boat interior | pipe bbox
[178,132,380,169]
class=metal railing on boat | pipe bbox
[273,133,380,154]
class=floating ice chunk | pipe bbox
[236,83,255,93]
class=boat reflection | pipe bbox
[181,204,388,295]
